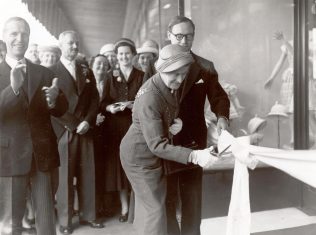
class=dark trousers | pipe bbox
[56,131,96,227]
[0,170,56,235]
[166,167,203,235]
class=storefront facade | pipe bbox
[130,0,316,219]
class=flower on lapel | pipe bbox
[117,76,122,82]
[85,79,90,83]
[113,69,120,77]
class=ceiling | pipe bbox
[57,0,128,56]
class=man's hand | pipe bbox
[217,117,229,135]
[10,63,26,93]
[42,77,59,108]
[76,121,90,135]
[169,118,183,135]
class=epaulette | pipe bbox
[135,87,152,99]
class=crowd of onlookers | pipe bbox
[0,32,161,234]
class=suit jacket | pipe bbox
[174,53,230,149]
[0,60,68,176]
[50,60,99,139]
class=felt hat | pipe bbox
[38,45,61,56]
[137,40,159,55]
[155,44,193,73]
[267,102,289,117]
[114,38,136,54]
[100,43,115,55]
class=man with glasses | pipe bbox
[165,16,230,235]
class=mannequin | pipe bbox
[265,31,316,148]
[264,31,294,148]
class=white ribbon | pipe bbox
[218,131,316,235]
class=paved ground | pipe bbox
[56,213,137,235]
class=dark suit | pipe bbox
[120,74,193,235]
[166,53,230,235]
[0,59,68,235]
[50,60,99,227]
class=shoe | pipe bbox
[59,226,73,235]
[24,217,35,227]
[119,213,128,222]
[79,220,104,228]
[21,227,36,235]
[72,209,79,217]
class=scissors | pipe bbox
[211,144,231,157]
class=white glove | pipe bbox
[76,121,90,135]
[190,148,218,167]
[169,118,183,135]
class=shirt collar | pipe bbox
[60,56,75,67]
[5,55,26,69]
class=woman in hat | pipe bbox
[89,54,112,217]
[38,45,61,68]
[103,38,144,222]
[135,39,159,73]
[120,44,218,235]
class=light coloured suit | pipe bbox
[50,60,99,227]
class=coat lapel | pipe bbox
[0,61,11,90]
[180,61,201,103]
[76,62,86,95]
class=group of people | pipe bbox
[0,15,230,235]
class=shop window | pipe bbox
[186,0,296,149]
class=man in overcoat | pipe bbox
[50,31,103,234]
[0,17,68,235]
[165,16,230,235]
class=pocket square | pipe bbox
[195,79,204,84]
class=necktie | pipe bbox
[18,61,28,101]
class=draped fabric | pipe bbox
[218,131,316,235]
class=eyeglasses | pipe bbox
[169,31,194,41]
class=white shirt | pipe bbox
[60,56,76,80]
[6,56,26,71]
[96,80,104,99]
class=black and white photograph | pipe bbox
[0,0,316,235]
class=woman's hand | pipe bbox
[273,31,285,41]
[106,103,123,114]
[169,118,183,135]
[96,113,105,126]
